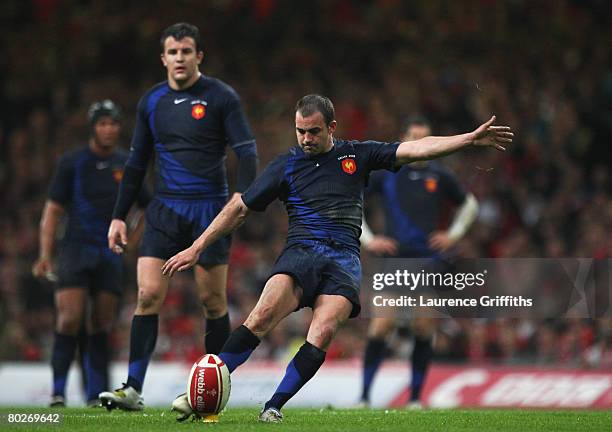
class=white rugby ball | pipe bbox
[187,354,231,415]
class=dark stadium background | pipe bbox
[0,0,610,375]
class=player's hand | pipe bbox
[108,218,128,255]
[429,231,456,252]
[32,257,58,282]
[471,115,514,151]
[161,246,200,277]
[365,235,399,256]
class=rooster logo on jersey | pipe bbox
[192,104,206,120]
[112,168,124,183]
[341,158,357,175]
[425,177,438,193]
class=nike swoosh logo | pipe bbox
[174,98,188,104]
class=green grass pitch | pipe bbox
[1,407,610,432]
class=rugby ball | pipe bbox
[187,354,231,415]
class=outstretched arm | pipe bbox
[161,194,251,276]
[395,116,513,165]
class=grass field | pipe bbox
[1,407,610,432]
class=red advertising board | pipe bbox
[390,365,612,409]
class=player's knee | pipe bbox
[136,288,163,312]
[310,323,337,350]
[368,318,394,339]
[412,318,435,339]
[244,306,275,335]
[56,313,82,335]
[89,315,113,333]
[199,290,227,318]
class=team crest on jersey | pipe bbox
[341,158,357,175]
[425,177,438,193]
[192,104,206,120]
[112,168,124,183]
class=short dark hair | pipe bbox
[295,94,335,126]
[404,114,431,131]
[160,22,202,53]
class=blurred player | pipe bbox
[33,100,148,407]
[99,22,257,410]
[357,116,479,408]
[162,95,511,422]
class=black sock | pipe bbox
[265,342,326,411]
[85,332,109,401]
[77,326,88,396]
[361,338,387,402]
[205,313,230,355]
[411,336,433,402]
[51,333,78,397]
[218,325,260,373]
[126,314,158,392]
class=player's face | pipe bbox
[295,111,337,156]
[161,36,203,89]
[404,124,431,141]
[93,116,120,149]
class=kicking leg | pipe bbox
[220,273,300,372]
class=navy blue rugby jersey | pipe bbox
[125,75,256,199]
[48,147,148,247]
[368,161,467,257]
[242,139,400,255]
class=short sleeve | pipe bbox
[354,140,400,172]
[241,155,287,212]
[48,155,74,206]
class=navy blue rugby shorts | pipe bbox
[269,240,362,318]
[140,197,230,266]
[56,242,123,295]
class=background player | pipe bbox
[32,100,148,407]
[100,22,258,410]
[162,95,512,422]
[358,116,479,408]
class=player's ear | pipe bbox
[327,120,337,134]
[197,51,204,65]
[161,53,167,67]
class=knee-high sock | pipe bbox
[361,338,387,402]
[85,332,109,401]
[77,326,88,395]
[218,325,260,373]
[411,336,433,402]
[126,315,158,392]
[51,333,78,397]
[205,313,230,355]
[264,342,326,410]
